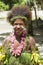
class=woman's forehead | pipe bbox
[14,19,25,24]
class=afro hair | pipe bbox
[7,5,32,25]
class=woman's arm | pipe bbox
[29,36,36,51]
[29,36,35,46]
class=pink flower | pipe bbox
[22,29,27,37]
[9,33,15,43]
[10,43,24,56]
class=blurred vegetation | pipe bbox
[0,2,9,11]
[0,0,43,10]
[0,0,26,10]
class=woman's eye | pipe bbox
[14,23,23,25]
[19,24,23,25]
[14,23,18,25]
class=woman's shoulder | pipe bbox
[3,35,10,48]
[26,35,35,40]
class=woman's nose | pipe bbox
[17,25,20,28]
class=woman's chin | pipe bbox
[16,32,21,36]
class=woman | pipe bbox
[3,5,36,65]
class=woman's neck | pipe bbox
[15,35,21,42]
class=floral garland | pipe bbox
[9,29,27,56]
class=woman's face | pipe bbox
[13,19,25,36]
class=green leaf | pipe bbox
[19,53,31,65]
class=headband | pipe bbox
[10,15,28,22]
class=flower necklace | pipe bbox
[9,29,27,56]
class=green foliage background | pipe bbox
[0,0,25,10]
[0,2,9,11]
[0,0,43,11]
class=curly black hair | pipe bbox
[7,5,32,25]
